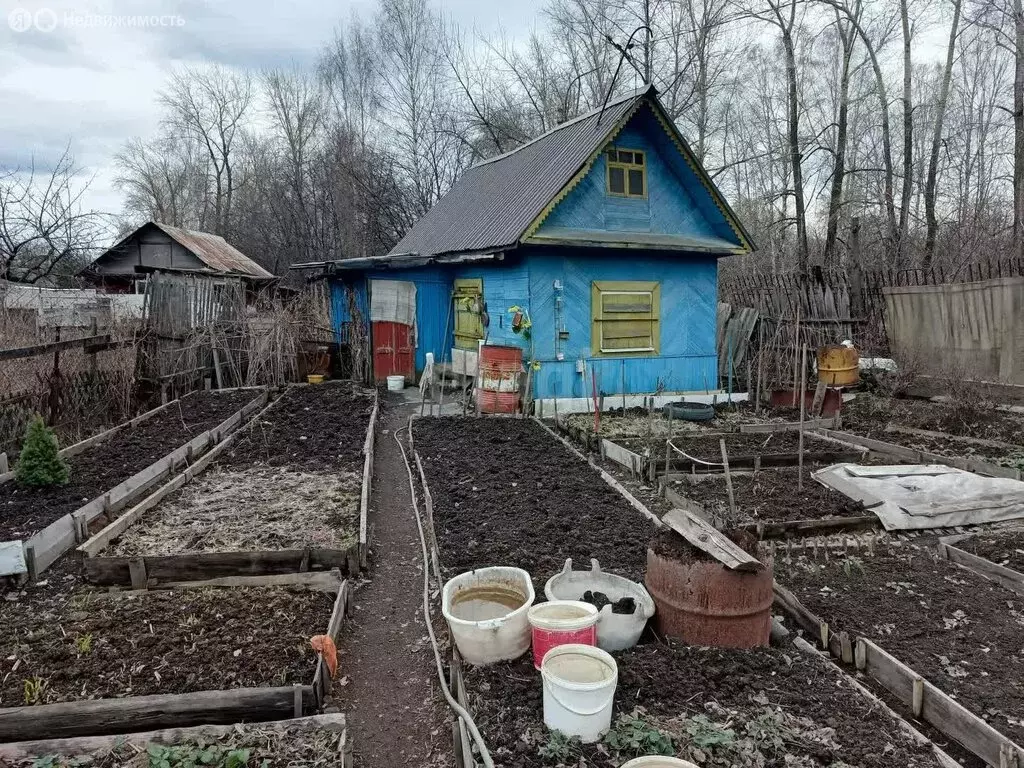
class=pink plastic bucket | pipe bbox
[528,601,600,669]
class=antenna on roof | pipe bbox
[595,25,653,128]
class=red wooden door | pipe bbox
[372,321,415,381]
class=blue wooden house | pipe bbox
[313,85,753,405]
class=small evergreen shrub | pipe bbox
[15,415,70,487]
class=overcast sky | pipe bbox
[0,0,544,230]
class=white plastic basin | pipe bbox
[545,558,655,651]
[442,566,535,665]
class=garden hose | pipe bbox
[393,425,496,768]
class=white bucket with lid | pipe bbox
[540,643,617,743]
[386,374,405,391]
[442,566,535,665]
[620,759,699,768]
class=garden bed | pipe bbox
[0,575,348,741]
[841,394,1024,446]
[461,641,945,768]
[78,383,376,586]
[0,390,255,542]
[664,467,870,525]
[956,529,1024,573]
[413,417,658,589]
[776,543,1024,750]
[0,714,351,767]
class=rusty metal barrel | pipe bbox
[645,532,773,649]
[817,344,860,388]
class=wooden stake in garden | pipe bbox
[798,343,808,491]
[719,438,737,522]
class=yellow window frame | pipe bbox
[591,280,660,357]
[605,148,647,198]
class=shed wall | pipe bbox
[93,230,205,275]
[453,247,718,399]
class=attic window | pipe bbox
[606,148,646,198]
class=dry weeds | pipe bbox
[108,465,362,556]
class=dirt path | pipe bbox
[336,401,441,767]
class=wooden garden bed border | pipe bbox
[773,581,1024,767]
[359,390,379,569]
[659,478,881,539]
[813,427,1023,480]
[77,386,374,585]
[938,532,1024,597]
[0,572,351,743]
[0,398,181,485]
[0,713,351,766]
[16,389,270,578]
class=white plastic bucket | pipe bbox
[545,558,655,651]
[540,643,617,743]
[620,759,699,768]
[528,601,599,669]
[442,567,535,665]
[386,374,405,391]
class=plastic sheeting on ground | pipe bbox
[0,540,26,577]
[814,463,1024,531]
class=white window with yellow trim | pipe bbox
[591,281,660,357]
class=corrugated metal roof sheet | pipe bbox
[387,86,653,259]
[151,223,273,279]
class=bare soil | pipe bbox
[0,390,255,542]
[842,394,1024,445]
[623,431,837,461]
[777,544,1024,744]
[463,641,940,768]
[958,530,1024,573]
[107,465,362,556]
[666,467,867,523]
[2,719,347,767]
[224,382,375,471]
[0,585,332,707]
[413,418,657,591]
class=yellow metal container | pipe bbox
[307,374,326,384]
[817,345,859,388]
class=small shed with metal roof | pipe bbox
[83,222,274,292]
[297,84,754,405]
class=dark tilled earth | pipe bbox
[841,394,1024,445]
[414,418,657,591]
[0,390,256,541]
[778,545,1024,745]
[958,530,1024,573]
[224,382,375,471]
[667,466,867,523]
[463,642,940,768]
[0,585,332,706]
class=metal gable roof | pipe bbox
[387,86,654,259]
[151,223,273,279]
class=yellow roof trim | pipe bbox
[520,100,646,242]
[520,96,753,253]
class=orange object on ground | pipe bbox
[310,635,338,678]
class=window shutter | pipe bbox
[591,281,660,356]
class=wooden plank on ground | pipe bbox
[857,637,1024,767]
[939,538,1024,596]
[99,569,344,596]
[0,686,315,742]
[600,438,643,474]
[83,548,354,586]
[359,392,379,569]
[662,508,763,571]
[0,714,347,762]
[738,416,839,433]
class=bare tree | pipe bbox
[0,147,103,283]
[159,64,254,235]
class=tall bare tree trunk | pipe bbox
[824,16,855,263]
[898,0,913,266]
[923,0,962,268]
[1015,0,1024,260]
[783,2,810,272]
